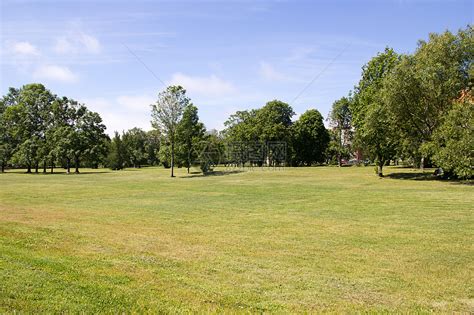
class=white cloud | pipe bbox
[8,41,40,56]
[33,64,78,83]
[259,61,286,81]
[53,32,101,54]
[169,73,236,97]
[79,32,101,53]
[117,95,155,111]
[81,96,152,135]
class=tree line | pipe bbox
[1,26,472,178]
[0,84,108,173]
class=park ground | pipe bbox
[0,166,472,312]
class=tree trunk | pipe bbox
[66,158,71,174]
[75,157,80,173]
[338,129,343,167]
[26,164,31,173]
[171,141,175,177]
[377,159,384,177]
[420,156,425,171]
[1,162,5,173]
[43,161,47,173]
[51,161,54,173]
[35,163,39,173]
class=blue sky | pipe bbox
[1,0,472,135]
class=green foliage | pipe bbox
[144,130,161,166]
[175,104,206,172]
[107,132,126,170]
[0,84,107,173]
[351,48,400,176]
[122,128,147,168]
[223,109,259,142]
[383,27,473,162]
[430,97,473,179]
[151,85,189,177]
[291,109,329,165]
[328,96,353,166]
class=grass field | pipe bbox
[0,166,472,312]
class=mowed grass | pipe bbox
[0,166,472,313]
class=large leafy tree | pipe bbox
[255,100,295,143]
[0,88,19,172]
[151,86,188,177]
[383,26,473,168]
[291,109,329,166]
[175,104,206,173]
[223,109,259,166]
[71,107,107,173]
[328,96,353,166]
[6,84,56,173]
[351,47,400,176]
[256,100,295,165]
[223,109,259,142]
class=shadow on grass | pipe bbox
[182,170,244,178]
[2,170,111,175]
[386,171,473,186]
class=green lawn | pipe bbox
[0,166,472,312]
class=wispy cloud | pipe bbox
[117,95,155,111]
[169,73,236,97]
[259,61,287,82]
[33,64,78,83]
[53,31,101,54]
[6,40,40,56]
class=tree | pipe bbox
[256,100,295,166]
[151,86,188,177]
[383,26,473,169]
[6,84,56,173]
[328,96,353,166]
[223,110,259,142]
[144,130,161,166]
[107,132,126,170]
[351,47,400,176]
[0,88,19,172]
[430,90,473,179]
[123,128,147,168]
[255,100,295,143]
[291,109,329,166]
[175,104,206,173]
[72,107,107,173]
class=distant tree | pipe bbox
[144,130,160,165]
[107,132,126,170]
[328,96,353,166]
[175,104,206,173]
[291,109,329,166]
[351,47,400,176]
[151,86,188,177]
[256,100,295,143]
[223,109,259,142]
[123,128,147,168]
[256,100,295,165]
